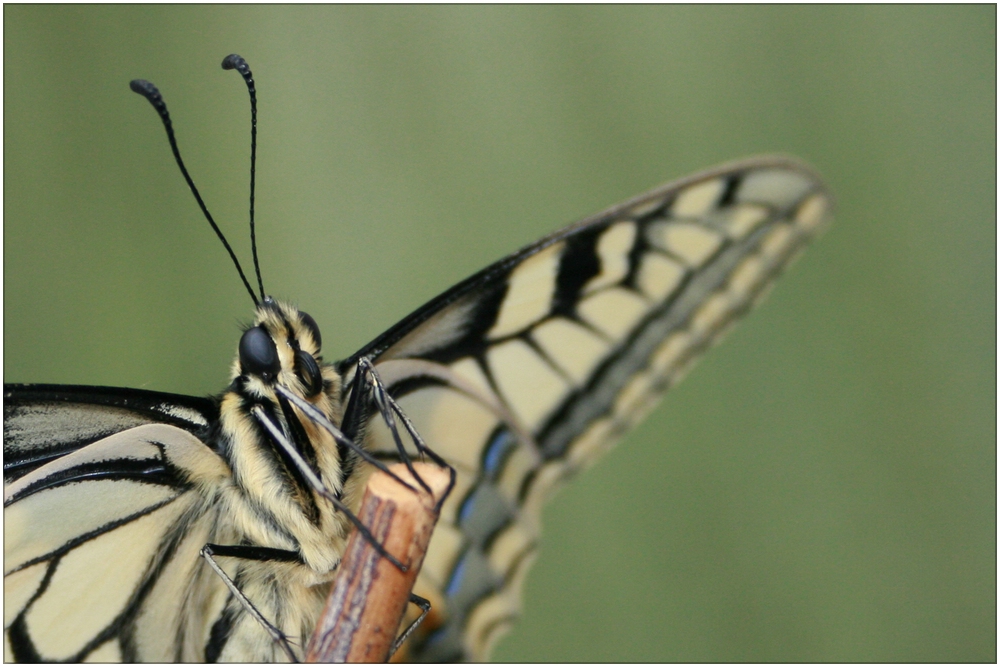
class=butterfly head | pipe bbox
[235,297,328,399]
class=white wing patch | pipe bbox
[531,317,611,385]
[5,481,179,575]
[736,167,814,207]
[488,338,572,430]
[670,177,725,217]
[154,403,210,427]
[583,221,637,294]
[84,640,122,662]
[23,500,192,660]
[577,287,649,339]
[488,241,566,339]
[396,387,499,474]
[719,203,770,240]
[635,252,686,301]
[648,221,724,267]
[448,357,496,401]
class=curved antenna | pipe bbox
[129,78,260,306]
[222,54,266,301]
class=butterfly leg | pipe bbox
[339,358,375,444]
[250,405,408,571]
[273,384,417,493]
[389,592,432,658]
[247,403,440,658]
[200,543,302,662]
[337,358,430,494]
[355,357,457,508]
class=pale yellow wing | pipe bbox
[3,389,230,662]
[351,157,832,660]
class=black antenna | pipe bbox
[221,54,266,302]
[129,78,260,306]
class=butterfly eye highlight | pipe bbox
[299,311,322,351]
[239,326,280,379]
[295,350,323,397]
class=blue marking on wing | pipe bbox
[445,550,469,598]
[458,489,477,525]
[482,427,515,479]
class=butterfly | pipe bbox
[3,54,832,662]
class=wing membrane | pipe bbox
[4,385,217,483]
[354,157,832,660]
[3,388,227,662]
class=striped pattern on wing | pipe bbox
[354,157,832,661]
[3,388,228,662]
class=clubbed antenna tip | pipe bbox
[221,53,266,302]
[221,53,246,71]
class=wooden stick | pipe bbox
[305,463,451,663]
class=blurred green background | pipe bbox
[4,6,995,662]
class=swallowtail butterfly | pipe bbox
[3,55,832,662]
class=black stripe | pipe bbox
[432,280,510,363]
[5,557,59,662]
[3,384,217,428]
[623,221,650,292]
[204,543,303,563]
[6,615,42,663]
[276,395,322,522]
[6,494,182,576]
[717,171,743,208]
[4,436,131,483]
[108,500,206,662]
[552,225,602,318]
[5,458,177,505]
[537,213,782,460]
[205,593,238,662]
[249,398,320,522]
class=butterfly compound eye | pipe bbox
[239,326,280,379]
[299,311,321,351]
[296,350,323,397]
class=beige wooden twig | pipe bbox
[305,463,451,663]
